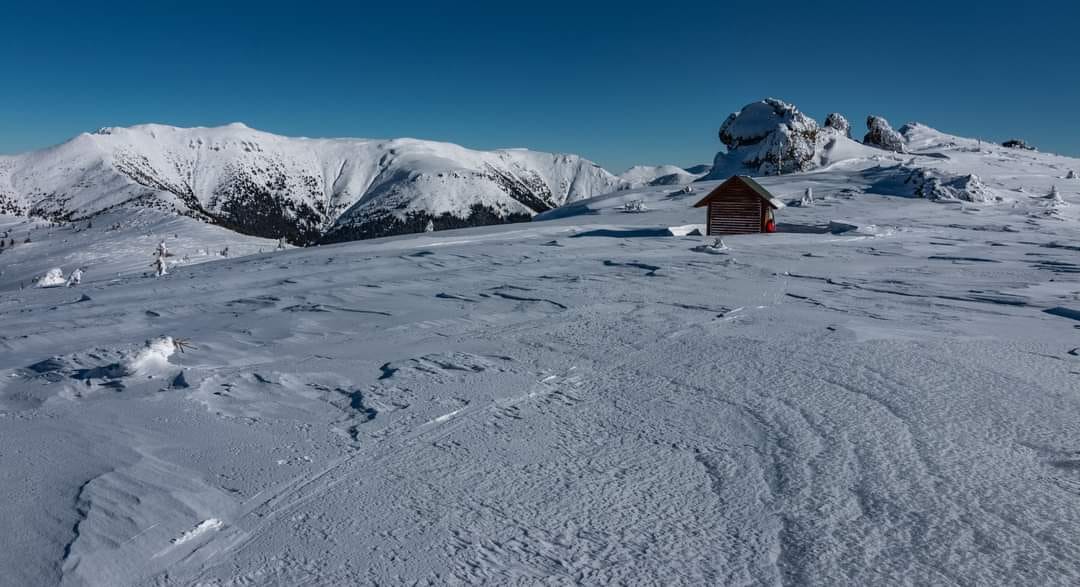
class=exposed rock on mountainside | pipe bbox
[705,99,877,179]
[0,124,624,243]
[824,112,851,137]
[1002,139,1036,151]
[863,115,907,153]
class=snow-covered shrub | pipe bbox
[620,200,647,213]
[824,113,851,138]
[863,116,907,153]
[36,268,66,288]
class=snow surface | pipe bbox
[1,124,1080,585]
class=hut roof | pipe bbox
[693,176,786,210]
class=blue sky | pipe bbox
[2,0,1077,171]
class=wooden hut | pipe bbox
[693,176,785,235]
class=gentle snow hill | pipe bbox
[618,164,708,187]
[0,123,627,244]
[0,152,1078,584]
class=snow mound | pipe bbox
[127,336,177,376]
[668,224,704,236]
[35,268,66,288]
[908,169,996,203]
[863,116,907,153]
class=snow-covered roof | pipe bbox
[693,175,786,210]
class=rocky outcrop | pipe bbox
[1002,139,1036,151]
[824,113,851,138]
[863,116,907,153]
[706,99,866,178]
[714,98,827,175]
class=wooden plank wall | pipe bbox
[707,187,762,235]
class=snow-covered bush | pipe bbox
[620,200,647,213]
[824,113,851,138]
[36,268,66,288]
[863,116,907,153]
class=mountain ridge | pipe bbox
[0,124,644,243]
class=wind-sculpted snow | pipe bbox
[0,124,625,244]
[1,118,1080,585]
[1,134,1079,584]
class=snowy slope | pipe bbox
[0,124,625,244]
[2,119,1080,584]
[2,114,1080,585]
[618,164,707,187]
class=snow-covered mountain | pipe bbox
[0,124,627,243]
[618,164,709,188]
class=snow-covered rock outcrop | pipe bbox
[863,116,907,153]
[824,113,851,138]
[1002,139,1036,151]
[705,99,876,178]
[0,124,625,243]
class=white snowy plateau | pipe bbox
[1,102,1079,586]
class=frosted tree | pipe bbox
[801,187,814,206]
[152,242,168,277]
[425,219,435,233]
[66,268,83,287]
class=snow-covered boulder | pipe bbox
[705,99,874,178]
[824,113,851,138]
[36,268,66,288]
[715,98,823,175]
[906,169,995,203]
[863,116,907,153]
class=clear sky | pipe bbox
[3,0,1077,172]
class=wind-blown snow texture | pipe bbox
[1,122,1080,586]
[0,124,625,244]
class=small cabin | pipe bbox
[693,175,785,235]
